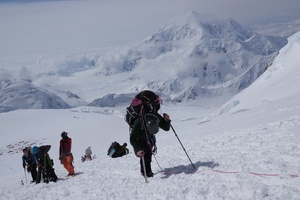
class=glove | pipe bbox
[136,150,144,157]
[23,164,26,169]
[163,113,170,121]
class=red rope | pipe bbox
[211,170,239,174]
[153,154,164,171]
[186,169,298,178]
[248,172,280,177]
[153,156,299,178]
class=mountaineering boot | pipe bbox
[67,173,75,177]
[141,171,154,178]
[146,172,154,177]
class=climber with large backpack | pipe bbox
[32,145,58,183]
[125,90,161,128]
[126,90,171,178]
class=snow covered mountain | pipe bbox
[111,11,287,101]
[0,11,288,111]
[0,80,71,112]
[202,30,300,123]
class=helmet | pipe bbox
[145,113,159,134]
[32,146,38,154]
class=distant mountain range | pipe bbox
[0,80,71,112]
[0,11,290,112]
[251,18,300,38]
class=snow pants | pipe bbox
[62,154,74,175]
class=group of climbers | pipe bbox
[21,132,75,184]
[21,90,171,183]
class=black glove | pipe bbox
[23,164,26,169]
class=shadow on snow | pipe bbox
[161,161,219,178]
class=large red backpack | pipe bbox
[125,90,161,128]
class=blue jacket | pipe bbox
[22,152,36,168]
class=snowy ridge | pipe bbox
[210,31,300,118]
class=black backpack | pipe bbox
[125,90,161,128]
[107,142,121,157]
[107,141,129,158]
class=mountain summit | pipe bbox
[110,11,287,102]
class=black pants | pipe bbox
[29,166,37,182]
[36,167,43,183]
[139,140,153,174]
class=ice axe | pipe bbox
[141,155,148,183]
[24,168,27,184]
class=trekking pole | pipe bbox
[170,124,196,169]
[24,168,27,184]
[141,156,148,183]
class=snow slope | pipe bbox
[0,32,299,199]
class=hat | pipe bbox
[61,131,68,139]
[32,146,38,154]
